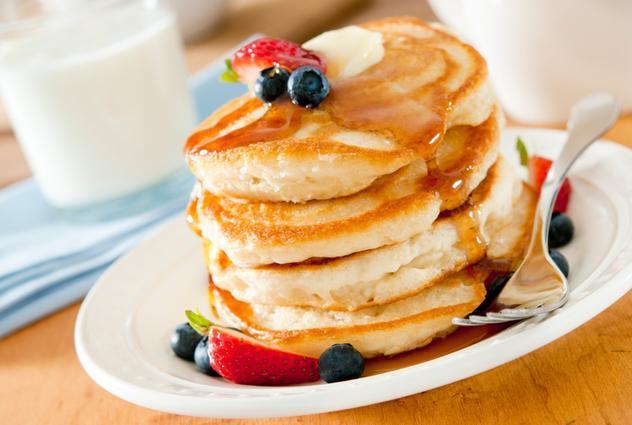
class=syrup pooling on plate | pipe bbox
[364,264,513,375]
[364,322,509,375]
[184,28,450,162]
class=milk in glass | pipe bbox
[0,0,196,207]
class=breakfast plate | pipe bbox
[75,128,632,419]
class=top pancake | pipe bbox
[185,17,494,203]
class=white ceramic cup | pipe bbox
[428,0,632,124]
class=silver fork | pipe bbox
[454,92,620,326]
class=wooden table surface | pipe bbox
[1,1,632,424]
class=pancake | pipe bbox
[487,184,536,262]
[210,269,486,358]
[185,17,494,203]
[208,184,535,358]
[189,108,501,267]
[206,157,526,311]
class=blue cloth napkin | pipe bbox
[0,48,250,338]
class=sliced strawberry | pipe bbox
[528,155,572,213]
[209,327,319,385]
[528,155,552,193]
[223,37,326,86]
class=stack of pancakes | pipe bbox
[185,17,535,358]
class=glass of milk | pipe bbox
[0,0,197,208]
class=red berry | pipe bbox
[554,179,572,213]
[209,327,319,385]
[230,38,325,86]
[528,156,552,193]
[528,155,572,213]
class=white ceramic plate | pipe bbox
[75,128,632,419]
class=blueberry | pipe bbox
[254,66,290,103]
[194,336,219,376]
[548,212,574,248]
[288,66,330,108]
[318,343,364,383]
[170,323,203,361]
[549,249,570,277]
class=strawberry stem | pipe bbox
[516,137,529,167]
[185,309,213,335]
[220,59,240,83]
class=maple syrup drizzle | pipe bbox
[363,189,529,376]
[186,185,202,237]
[184,31,450,161]
[430,113,498,210]
[198,169,512,377]
[455,208,487,262]
[185,98,301,153]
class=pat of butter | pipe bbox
[303,26,384,79]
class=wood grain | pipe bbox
[1,1,632,424]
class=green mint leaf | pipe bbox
[220,59,240,83]
[516,137,529,167]
[195,308,212,324]
[185,309,212,335]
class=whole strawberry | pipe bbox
[209,327,320,385]
[221,37,326,86]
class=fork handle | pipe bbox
[540,92,620,244]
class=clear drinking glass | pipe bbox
[0,0,197,208]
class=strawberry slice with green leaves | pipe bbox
[186,310,320,386]
[516,137,572,213]
[221,37,326,86]
[209,327,319,386]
